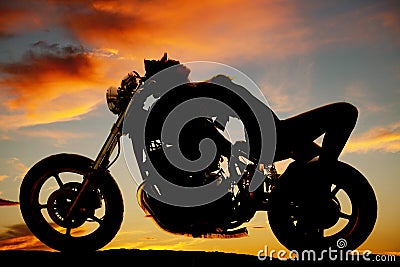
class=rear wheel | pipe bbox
[268,161,377,252]
[19,153,124,252]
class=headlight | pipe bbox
[106,86,122,115]
[106,72,141,115]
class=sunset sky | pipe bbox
[0,0,399,255]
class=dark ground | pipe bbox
[0,249,398,266]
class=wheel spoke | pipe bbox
[89,215,103,225]
[331,185,340,197]
[65,226,72,237]
[54,173,63,187]
[339,212,352,220]
[38,203,47,210]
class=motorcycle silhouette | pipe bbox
[19,56,377,253]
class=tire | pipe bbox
[268,160,377,252]
[19,153,124,252]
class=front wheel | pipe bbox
[268,160,377,252]
[19,153,124,252]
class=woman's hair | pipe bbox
[144,52,181,79]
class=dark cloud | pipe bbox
[0,32,14,39]
[1,41,92,78]
[0,223,49,250]
[32,40,86,55]
[0,224,30,240]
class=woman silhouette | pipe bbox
[132,54,358,222]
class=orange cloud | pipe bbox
[345,122,400,153]
[0,224,51,251]
[0,223,89,251]
[43,0,315,63]
[0,235,48,250]
[1,42,95,109]
[0,41,110,130]
[3,1,398,63]
[59,0,400,63]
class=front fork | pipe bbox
[65,109,127,221]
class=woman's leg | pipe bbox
[280,102,358,164]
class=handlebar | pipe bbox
[120,70,144,94]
